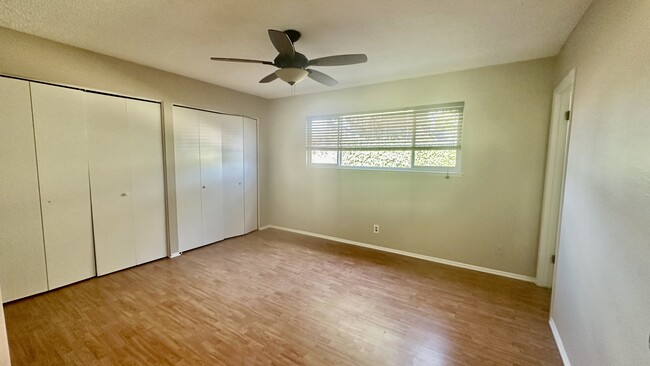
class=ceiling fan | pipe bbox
[210,29,368,87]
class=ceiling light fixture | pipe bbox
[210,29,367,88]
[275,68,309,86]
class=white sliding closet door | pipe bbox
[0,77,48,302]
[127,99,167,264]
[220,114,245,238]
[173,107,203,251]
[86,93,137,275]
[199,111,224,245]
[243,117,258,233]
[31,83,95,289]
[173,107,257,249]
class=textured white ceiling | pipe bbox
[0,0,592,99]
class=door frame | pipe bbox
[535,69,576,288]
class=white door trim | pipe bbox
[535,69,576,288]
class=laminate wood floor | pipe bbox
[4,229,561,365]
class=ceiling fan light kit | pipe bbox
[275,68,309,85]
[210,29,368,87]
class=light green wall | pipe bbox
[263,58,556,277]
[551,0,650,364]
[0,26,270,254]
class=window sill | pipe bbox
[307,164,463,176]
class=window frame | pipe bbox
[306,103,465,175]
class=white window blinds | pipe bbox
[307,102,464,152]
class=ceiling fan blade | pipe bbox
[210,57,274,66]
[307,69,338,86]
[268,29,295,57]
[259,72,278,83]
[308,54,368,67]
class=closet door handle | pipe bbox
[238,182,242,186]
[121,193,129,197]
[203,185,206,189]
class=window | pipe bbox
[306,102,464,173]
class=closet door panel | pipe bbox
[127,99,167,264]
[220,115,245,238]
[0,77,48,302]
[86,93,136,275]
[173,107,203,251]
[243,117,258,233]
[31,83,95,289]
[199,111,224,245]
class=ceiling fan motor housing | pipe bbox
[274,52,309,69]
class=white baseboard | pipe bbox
[169,252,181,258]
[549,317,571,366]
[260,225,536,283]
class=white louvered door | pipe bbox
[199,110,224,245]
[243,117,258,234]
[220,114,245,238]
[31,83,96,289]
[173,107,203,252]
[127,99,167,264]
[0,77,48,302]
[86,92,137,275]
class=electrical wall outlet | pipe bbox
[373,224,379,233]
